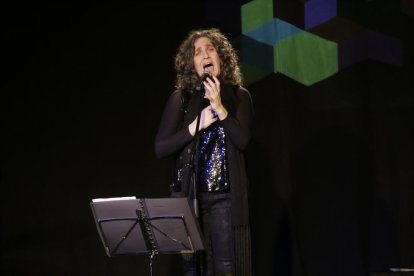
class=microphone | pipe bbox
[200,69,212,83]
[195,68,212,92]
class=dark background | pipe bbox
[2,1,413,275]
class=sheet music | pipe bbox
[92,196,136,202]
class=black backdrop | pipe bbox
[3,1,413,275]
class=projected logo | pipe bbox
[205,0,406,86]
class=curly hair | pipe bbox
[174,28,243,91]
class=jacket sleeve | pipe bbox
[220,87,254,150]
[154,90,194,158]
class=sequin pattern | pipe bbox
[198,122,229,192]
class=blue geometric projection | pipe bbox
[204,0,404,86]
[244,18,303,45]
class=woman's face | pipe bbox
[193,36,221,78]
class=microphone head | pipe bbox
[200,68,212,81]
[203,63,212,72]
[196,67,213,92]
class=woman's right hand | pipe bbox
[188,105,218,136]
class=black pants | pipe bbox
[183,192,234,276]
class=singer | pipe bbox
[154,28,253,275]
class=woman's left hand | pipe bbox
[203,75,228,120]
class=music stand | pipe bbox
[90,196,205,275]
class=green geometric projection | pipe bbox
[241,0,273,33]
[232,0,403,86]
[275,32,338,86]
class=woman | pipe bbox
[154,27,253,276]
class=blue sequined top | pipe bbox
[198,122,229,192]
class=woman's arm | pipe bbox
[220,87,254,150]
[154,90,193,158]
